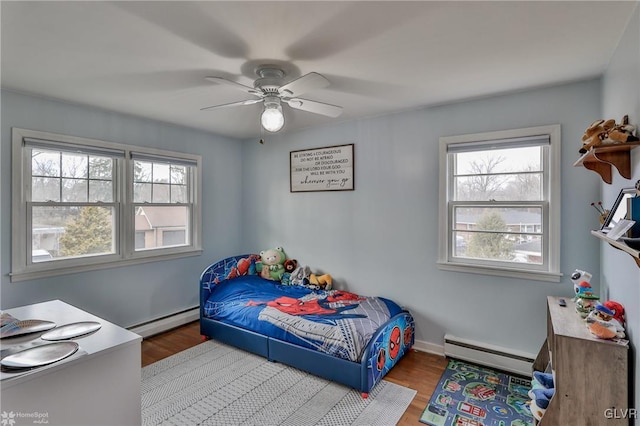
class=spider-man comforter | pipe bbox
[203,275,403,362]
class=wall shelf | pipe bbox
[591,230,640,267]
[573,141,640,184]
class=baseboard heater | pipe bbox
[444,334,534,377]
[128,307,199,338]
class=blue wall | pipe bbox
[601,2,640,413]
[0,90,245,327]
[240,78,602,355]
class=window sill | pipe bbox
[436,261,562,282]
[10,249,203,282]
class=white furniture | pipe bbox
[1,300,142,426]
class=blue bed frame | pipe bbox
[199,254,415,397]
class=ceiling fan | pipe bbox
[201,65,343,133]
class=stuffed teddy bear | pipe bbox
[280,259,298,286]
[255,247,287,281]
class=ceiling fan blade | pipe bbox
[284,98,343,118]
[278,72,330,97]
[205,76,262,96]
[200,99,262,111]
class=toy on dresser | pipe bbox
[586,301,626,340]
[570,269,600,318]
[571,269,593,299]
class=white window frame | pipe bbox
[11,128,202,282]
[437,124,562,282]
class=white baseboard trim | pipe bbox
[129,307,199,338]
[412,339,445,356]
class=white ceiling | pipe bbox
[1,1,636,140]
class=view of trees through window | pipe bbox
[31,149,116,262]
[452,146,544,265]
[29,150,192,262]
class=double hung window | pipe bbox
[11,128,201,281]
[438,125,561,281]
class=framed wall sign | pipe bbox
[290,144,354,192]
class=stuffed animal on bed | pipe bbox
[280,259,298,286]
[310,273,333,290]
[256,247,287,281]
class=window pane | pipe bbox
[134,183,152,203]
[171,165,186,184]
[453,231,542,265]
[455,146,541,175]
[32,177,60,202]
[89,180,113,202]
[89,157,113,179]
[32,150,60,177]
[171,185,187,203]
[454,207,542,233]
[32,205,115,260]
[61,153,88,178]
[153,163,170,183]
[152,183,170,203]
[134,206,189,250]
[134,161,152,183]
[454,172,542,201]
[62,178,88,202]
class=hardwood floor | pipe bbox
[141,321,448,424]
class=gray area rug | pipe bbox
[142,340,416,425]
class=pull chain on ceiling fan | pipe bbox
[201,65,343,133]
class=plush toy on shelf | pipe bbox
[579,119,616,154]
[607,115,638,144]
[579,115,638,154]
[255,247,287,281]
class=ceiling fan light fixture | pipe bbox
[261,101,285,132]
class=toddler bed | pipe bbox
[199,254,414,397]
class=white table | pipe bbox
[1,300,142,426]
